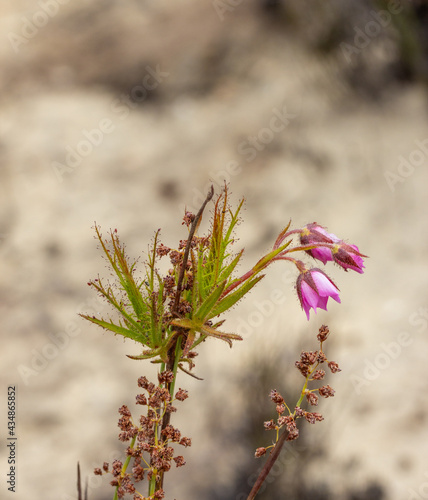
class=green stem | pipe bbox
[295,377,309,408]
[169,340,182,399]
[151,186,213,497]
[113,434,137,500]
[148,470,157,497]
[152,338,183,495]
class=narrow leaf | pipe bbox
[127,346,164,360]
[209,275,264,318]
[198,324,243,347]
[218,249,244,283]
[88,280,150,336]
[79,314,147,343]
[170,317,201,330]
[194,280,226,322]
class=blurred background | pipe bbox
[1,0,428,499]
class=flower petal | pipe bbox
[311,247,333,264]
[312,272,341,303]
[333,244,365,274]
[314,226,340,242]
[316,295,329,311]
[301,281,321,310]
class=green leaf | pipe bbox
[194,280,226,322]
[199,323,243,343]
[79,314,147,343]
[170,317,201,331]
[253,240,292,273]
[126,345,165,360]
[88,279,151,339]
[150,273,165,345]
[208,275,265,318]
[274,219,292,247]
[95,226,148,323]
[170,318,242,350]
[218,249,244,283]
[223,198,244,246]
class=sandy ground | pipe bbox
[1,1,428,499]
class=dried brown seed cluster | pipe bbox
[319,385,335,398]
[317,324,330,342]
[306,391,319,406]
[256,325,340,456]
[169,250,183,266]
[269,389,284,404]
[328,361,341,373]
[261,392,301,446]
[182,211,196,227]
[153,231,213,326]
[175,388,189,401]
[155,243,171,258]
[94,372,191,499]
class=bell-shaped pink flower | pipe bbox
[300,223,338,264]
[296,268,341,320]
[332,244,365,274]
[301,223,366,273]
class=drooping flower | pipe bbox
[300,223,338,264]
[332,243,365,274]
[296,268,341,320]
[300,223,366,273]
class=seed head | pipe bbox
[269,389,284,404]
[306,391,319,406]
[328,361,341,373]
[312,369,325,380]
[255,447,267,458]
[318,385,335,398]
[264,419,276,431]
[175,388,189,401]
[317,325,330,342]
[304,411,324,424]
[174,456,186,467]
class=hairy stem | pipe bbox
[153,186,214,494]
[173,185,214,313]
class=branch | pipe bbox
[172,185,214,314]
[155,185,214,493]
[246,428,289,500]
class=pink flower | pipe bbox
[300,223,366,273]
[300,223,338,264]
[332,244,365,274]
[296,268,341,320]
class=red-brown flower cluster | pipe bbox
[94,372,191,499]
[255,325,340,457]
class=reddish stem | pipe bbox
[246,428,289,500]
[155,185,214,493]
[222,268,255,297]
[273,228,301,250]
